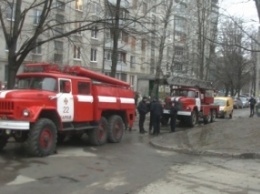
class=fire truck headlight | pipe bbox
[23,109,30,117]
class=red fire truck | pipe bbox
[0,63,136,157]
[162,75,219,127]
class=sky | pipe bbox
[219,0,259,28]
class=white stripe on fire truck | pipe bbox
[77,95,93,103]
[120,98,135,104]
[0,90,14,98]
[98,96,117,103]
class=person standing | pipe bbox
[150,98,163,135]
[137,96,148,134]
[170,101,178,132]
[249,96,257,117]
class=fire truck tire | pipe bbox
[188,111,197,127]
[108,115,125,143]
[26,118,57,157]
[210,110,216,122]
[203,114,210,124]
[0,132,8,151]
[88,117,108,146]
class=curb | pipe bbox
[149,139,260,159]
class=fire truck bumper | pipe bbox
[177,111,192,116]
[0,121,30,130]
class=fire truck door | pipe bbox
[57,79,74,122]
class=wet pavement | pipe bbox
[149,111,260,159]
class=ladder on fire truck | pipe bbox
[166,75,213,89]
[25,63,130,88]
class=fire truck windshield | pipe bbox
[171,89,196,98]
[17,77,57,92]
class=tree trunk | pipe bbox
[110,0,121,78]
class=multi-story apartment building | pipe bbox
[0,0,218,95]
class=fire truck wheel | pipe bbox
[210,110,216,122]
[188,111,198,127]
[88,117,108,146]
[27,118,57,157]
[203,114,210,124]
[108,115,125,143]
[0,132,8,151]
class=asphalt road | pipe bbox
[1,107,260,194]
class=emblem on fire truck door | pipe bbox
[57,95,74,122]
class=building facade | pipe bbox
[0,0,218,95]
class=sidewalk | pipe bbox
[149,116,260,159]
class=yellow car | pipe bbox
[214,97,234,118]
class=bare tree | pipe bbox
[0,0,149,88]
[211,18,252,96]
[0,0,111,88]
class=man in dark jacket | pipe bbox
[249,96,257,117]
[150,98,163,135]
[148,98,156,134]
[170,101,178,132]
[137,96,149,134]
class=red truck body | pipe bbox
[0,63,136,156]
[162,76,219,127]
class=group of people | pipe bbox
[137,96,178,135]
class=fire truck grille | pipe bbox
[0,101,14,113]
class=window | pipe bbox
[78,82,90,95]
[55,26,64,34]
[142,2,147,13]
[54,53,63,63]
[91,26,98,38]
[131,37,136,49]
[33,10,41,25]
[132,0,138,9]
[130,56,135,66]
[32,39,42,54]
[55,0,65,11]
[54,41,63,51]
[73,46,81,59]
[121,31,128,43]
[121,73,127,81]
[175,46,184,56]
[130,75,135,86]
[75,22,81,35]
[105,50,112,61]
[105,29,112,39]
[91,48,97,62]
[118,52,126,63]
[75,0,83,11]
[141,39,146,51]
[175,62,183,71]
[56,14,64,24]
[6,3,15,20]
[60,80,71,93]
[91,2,101,14]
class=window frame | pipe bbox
[91,48,97,62]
